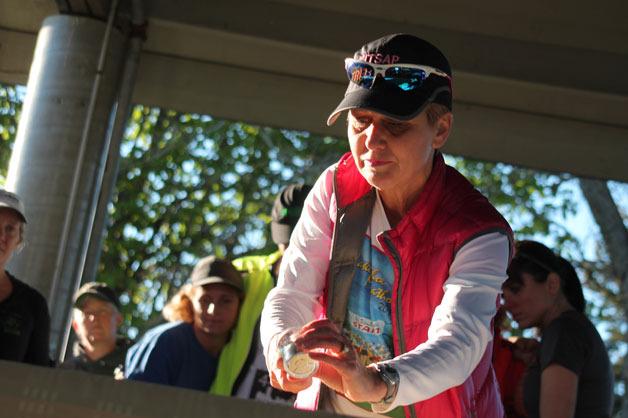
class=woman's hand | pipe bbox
[268,354,314,393]
[294,319,387,403]
[267,329,314,393]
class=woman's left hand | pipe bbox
[293,319,387,403]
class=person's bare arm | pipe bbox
[540,364,578,418]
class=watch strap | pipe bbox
[373,363,399,405]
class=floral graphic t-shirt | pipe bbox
[343,194,395,366]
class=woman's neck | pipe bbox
[540,297,574,331]
[0,270,13,303]
[379,184,425,228]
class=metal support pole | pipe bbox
[6,13,126,359]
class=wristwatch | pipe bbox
[372,363,400,405]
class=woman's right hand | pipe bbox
[267,328,314,393]
[268,355,314,393]
[294,319,387,403]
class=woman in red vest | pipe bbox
[260,34,513,418]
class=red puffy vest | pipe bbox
[330,151,513,418]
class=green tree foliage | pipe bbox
[0,82,625,411]
[0,85,22,185]
[101,105,347,334]
[449,158,579,243]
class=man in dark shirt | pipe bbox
[61,282,129,377]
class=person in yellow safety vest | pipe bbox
[126,185,311,402]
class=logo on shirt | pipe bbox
[2,313,24,336]
[348,311,385,336]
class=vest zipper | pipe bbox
[383,233,417,418]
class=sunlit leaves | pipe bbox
[0,85,22,185]
[98,104,347,334]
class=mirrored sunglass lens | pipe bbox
[384,67,427,91]
[346,62,375,88]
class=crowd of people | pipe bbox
[0,33,614,418]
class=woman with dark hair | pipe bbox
[502,240,613,418]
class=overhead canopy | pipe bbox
[1,0,627,181]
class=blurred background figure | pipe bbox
[269,184,313,255]
[125,256,245,393]
[230,183,311,403]
[61,282,129,377]
[502,240,613,418]
[492,306,530,418]
[0,188,50,366]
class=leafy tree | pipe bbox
[0,82,625,412]
[0,84,22,185]
[578,179,628,416]
[99,105,347,335]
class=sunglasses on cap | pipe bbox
[345,58,451,92]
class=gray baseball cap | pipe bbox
[0,189,27,223]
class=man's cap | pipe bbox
[73,282,121,311]
[327,33,452,125]
[190,256,244,293]
[271,183,312,245]
[0,189,27,223]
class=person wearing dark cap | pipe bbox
[270,184,313,253]
[125,256,245,392]
[0,188,51,366]
[60,282,129,376]
[260,34,513,418]
[228,184,311,404]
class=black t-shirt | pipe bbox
[0,273,51,366]
[60,338,131,377]
[523,310,613,418]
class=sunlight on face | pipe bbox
[191,283,241,338]
[73,297,121,346]
[347,109,449,197]
[0,208,23,268]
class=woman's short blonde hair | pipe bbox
[425,103,451,127]
[162,284,195,323]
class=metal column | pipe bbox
[5,14,125,359]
